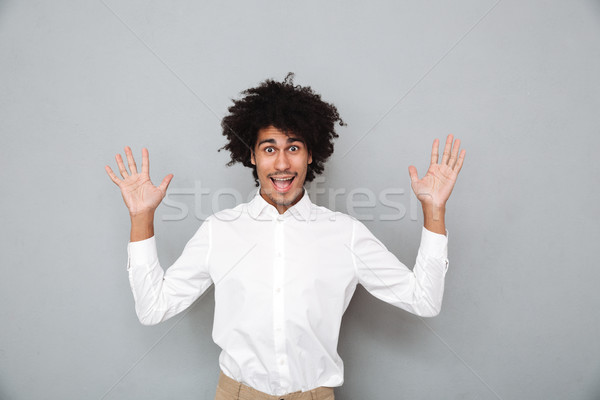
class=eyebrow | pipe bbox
[256,137,306,147]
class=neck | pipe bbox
[259,187,305,214]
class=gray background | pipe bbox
[1,0,599,399]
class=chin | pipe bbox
[271,191,299,205]
[264,186,303,206]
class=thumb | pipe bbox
[408,165,419,184]
[158,174,174,193]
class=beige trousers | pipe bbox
[214,370,335,400]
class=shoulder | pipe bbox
[309,204,378,241]
[206,201,248,224]
[309,203,357,226]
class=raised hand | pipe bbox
[408,134,465,208]
[105,146,174,216]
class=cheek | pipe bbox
[258,167,269,178]
[254,158,269,175]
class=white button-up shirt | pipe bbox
[126,189,449,396]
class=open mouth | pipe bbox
[270,176,295,193]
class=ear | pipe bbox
[308,151,312,165]
[250,150,256,166]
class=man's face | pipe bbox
[251,125,312,214]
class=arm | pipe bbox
[126,219,213,325]
[107,146,213,325]
[351,219,448,317]
[352,135,465,317]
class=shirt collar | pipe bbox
[247,186,312,221]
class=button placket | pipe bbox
[272,217,290,386]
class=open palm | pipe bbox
[408,134,465,208]
[105,146,173,216]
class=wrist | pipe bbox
[130,212,155,242]
[129,210,155,220]
[421,202,446,213]
[422,204,446,235]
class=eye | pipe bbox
[289,145,299,152]
[265,147,275,153]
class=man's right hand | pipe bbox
[105,146,174,217]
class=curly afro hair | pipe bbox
[219,72,346,186]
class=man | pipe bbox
[105,73,465,400]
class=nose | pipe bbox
[274,150,291,171]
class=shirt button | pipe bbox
[275,287,281,293]
[280,359,285,365]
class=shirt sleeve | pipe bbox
[126,218,213,325]
[350,219,449,317]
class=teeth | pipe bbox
[272,177,293,181]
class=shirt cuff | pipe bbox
[419,226,448,259]
[126,235,158,270]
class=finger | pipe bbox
[408,165,419,183]
[115,153,129,178]
[125,146,138,175]
[141,147,149,176]
[430,139,439,166]
[105,165,122,186]
[453,149,466,175]
[158,174,174,193]
[448,138,461,169]
[441,134,453,165]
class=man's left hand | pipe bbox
[408,134,465,208]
